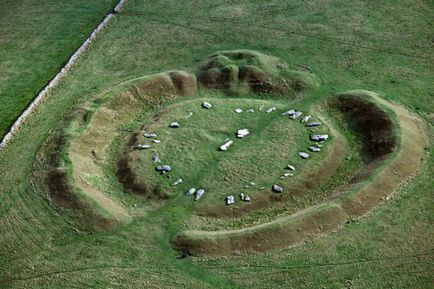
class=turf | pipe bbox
[0,0,117,138]
[0,0,433,288]
[127,96,319,213]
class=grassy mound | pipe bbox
[197,50,318,97]
[173,203,349,255]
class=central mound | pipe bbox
[197,49,318,97]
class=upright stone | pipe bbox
[298,152,310,159]
[195,189,205,200]
[202,102,212,109]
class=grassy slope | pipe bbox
[0,0,433,288]
[0,0,117,137]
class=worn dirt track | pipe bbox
[173,91,429,256]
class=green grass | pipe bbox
[129,96,319,210]
[0,0,433,288]
[0,0,117,137]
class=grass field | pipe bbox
[0,0,117,137]
[0,0,433,288]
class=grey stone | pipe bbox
[144,133,157,138]
[155,165,171,172]
[310,134,329,142]
[202,102,212,109]
[308,146,321,152]
[290,111,303,119]
[169,122,180,128]
[186,188,196,196]
[152,153,160,163]
[281,109,295,116]
[136,144,151,149]
[298,152,310,159]
[239,193,251,202]
[171,178,183,186]
[152,139,161,143]
[226,195,235,205]
[272,184,283,193]
[301,115,311,123]
[195,189,205,200]
[287,164,296,171]
[306,122,321,127]
[220,140,233,151]
[247,109,255,113]
[266,106,276,113]
[236,129,250,138]
[235,108,243,113]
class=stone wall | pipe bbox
[0,0,128,148]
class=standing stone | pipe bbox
[220,140,233,151]
[287,164,296,171]
[298,152,310,159]
[152,140,161,143]
[308,146,321,152]
[281,109,295,116]
[226,195,235,205]
[169,122,180,128]
[195,189,205,200]
[301,115,311,123]
[236,129,250,138]
[239,193,251,202]
[272,184,283,193]
[171,178,183,186]
[186,188,196,196]
[281,173,293,179]
[144,133,157,138]
[306,122,321,127]
[202,102,212,109]
[310,134,329,142]
[247,109,255,113]
[290,111,303,119]
[152,153,160,163]
[234,109,243,113]
[155,165,171,172]
[266,106,276,113]
[136,144,151,149]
